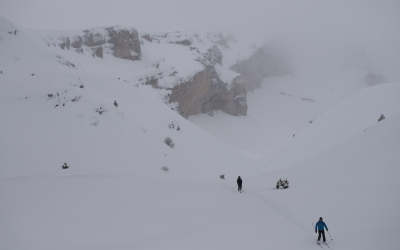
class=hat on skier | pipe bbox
[319,217,323,220]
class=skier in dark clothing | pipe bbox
[315,217,328,243]
[237,176,242,192]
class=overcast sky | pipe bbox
[1,0,399,80]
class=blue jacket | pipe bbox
[315,221,328,230]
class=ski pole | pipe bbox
[327,230,333,241]
[232,185,237,189]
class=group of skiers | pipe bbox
[235,176,329,244]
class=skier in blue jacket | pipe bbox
[315,217,328,243]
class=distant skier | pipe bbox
[237,176,242,192]
[315,217,328,243]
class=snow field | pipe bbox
[1,15,400,250]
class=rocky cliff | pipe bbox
[140,30,249,118]
[51,26,141,60]
[18,18,289,118]
[168,66,247,118]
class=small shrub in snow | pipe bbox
[378,114,385,122]
[276,178,289,189]
[220,174,225,180]
[168,121,180,131]
[91,120,99,126]
[61,163,69,169]
[79,84,84,88]
[71,96,81,102]
[161,166,169,172]
[114,100,118,107]
[95,107,107,115]
[164,137,175,148]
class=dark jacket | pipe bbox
[237,177,242,186]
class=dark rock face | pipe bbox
[93,46,103,58]
[207,45,223,65]
[172,39,192,46]
[60,37,70,49]
[107,27,141,61]
[230,48,267,91]
[142,34,153,42]
[71,36,83,49]
[168,66,247,118]
[83,30,105,47]
[56,27,141,60]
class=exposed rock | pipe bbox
[71,36,83,49]
[83,30,105,47]
[53,27,141,61]
[144,76,160,88]
[206,45,223,65]
[107,27,141,61]
[142,34,153,42]
[60,37,70,49]
[93,46,103,58]
[230,48,266,91]
[168,65,247,118]
[172,39,192,46]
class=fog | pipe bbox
[1,0,399,81]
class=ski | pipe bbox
[323,243,330,249]
[317,242,323,248]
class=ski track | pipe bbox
[243,190,333,249]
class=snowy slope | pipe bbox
[0,18,259,179]
[1,15,400,250]
[189,71,369,159]
[0,17,262,249]
[260,82,400,169]
[245,108,400,250]
[2,79,399,250]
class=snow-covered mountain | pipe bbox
[1,15,399,250]
[0,15,289,119]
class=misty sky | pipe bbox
[1,0,399,80]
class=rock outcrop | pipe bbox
[107,27,141,60]
[168,66,247,118]
[57,27,141,60]
[141,33,291,118]
[44,25,291,119]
